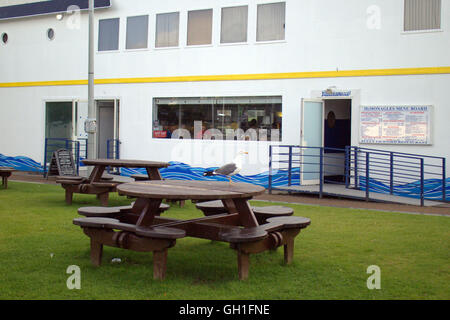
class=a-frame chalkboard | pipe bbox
[47,149,77,177]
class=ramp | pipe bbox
[274,184,442,207]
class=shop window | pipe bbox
[256,2,285,41]
[152,96,282,141]
[126,15,149,49]
[404,0,441,31]
[220,5,248,44]
[155,12,180,48]
[98,18,120,51]
[187,9,213,46]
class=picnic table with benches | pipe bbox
[73,180,311,280]
[57,159,169,206]
[0,167,15,189]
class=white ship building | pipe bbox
[0,0,449,191]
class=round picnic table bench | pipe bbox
[195,200,229,216]
[0,167,15,189]
[195,200,294,223]
[252,206,294,224]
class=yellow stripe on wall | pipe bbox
[1,66,449,87]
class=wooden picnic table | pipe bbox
[57,159,169,206]
[73,180,311,280]
[0,167,15,189]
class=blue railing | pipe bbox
[43,138,81,176]
[106,139,121,174]
[269,145,447,206]
[107,139,120,160]
[78,138,88,162]
[348,146,446,205]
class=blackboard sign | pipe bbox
[47,149,77,177]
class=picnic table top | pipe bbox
[117,180,266,200]
[82,159,169,168]
[0,167,15,172]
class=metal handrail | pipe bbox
[269,145,447,205]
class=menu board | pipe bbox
[360,106,432,145]
[47,149,77,177]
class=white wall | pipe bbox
[1,0,449,82]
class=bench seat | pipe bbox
[219,216,311,243]
[195,200,228,216]
[252,206,294,224]
[78,203,171,217]
[73,217,186,239]
[130,174,149,181]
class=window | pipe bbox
[155,12,180,48]
[187,9,213,46]
[126,15,149,49]
[404,0,441,31]
[153,96,282,141]
[1,32,8,44]
[47,28,55,41]
[98,18,120,51]
[221,5,248,44]
[256,2,285,41]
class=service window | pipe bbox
[152,96,282,141]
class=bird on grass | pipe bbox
[203,151,248,184]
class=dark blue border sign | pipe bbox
[0,0,111,20]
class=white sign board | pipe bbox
[360,106,432,145]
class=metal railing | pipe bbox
[347,146,446,206]
[269,145,447,206]
[107,139,120,160]
[106,139,121,174]
[44,138,121,175]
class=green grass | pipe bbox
[0,181,449,300]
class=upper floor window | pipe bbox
[126,15,149,50]
[221,5,248,44]
[98,18,120,51]
[187,9,213,46]
[155,12,180,48]
[257,2,285,42]
[404,0,441,32]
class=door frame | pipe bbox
[300,98,325,185]
[95,98,120,159]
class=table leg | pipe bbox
[98,192,109,207]
[223,198,259,228]
[88,165,106,183]
[133,198,163,227]
[237,250,250,280]
[65,189,73,205]
[90,239,103,267]
[146,167,162,180]
[153,249,168,280]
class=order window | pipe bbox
[152,96,282,141]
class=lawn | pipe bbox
[0,181,448,300]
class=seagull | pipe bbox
[203,151,248,184]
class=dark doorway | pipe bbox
[323,99,351,183]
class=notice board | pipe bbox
[47,149,77,177]
[360,106,432,145]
